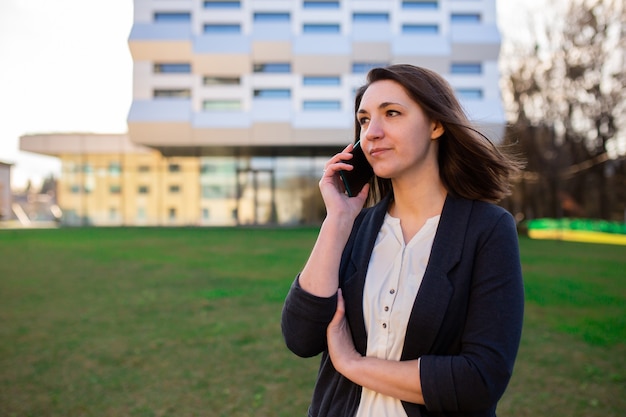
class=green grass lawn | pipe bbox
[0,227,624,417]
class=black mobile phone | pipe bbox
[339,141,374,197]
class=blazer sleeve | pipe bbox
[281,209,369,358]
[420,210,525,412]
[281,275,338,358]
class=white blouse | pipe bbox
[356,212,440,417]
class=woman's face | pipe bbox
[356,79,444,182]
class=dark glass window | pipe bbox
[154,12,191,23]
[402,1,438,9]
[451,13,481,23]
[253,89,291,98]
[456,88,483,99]
[204,76,241,85]
[303,23,340,33]
[353,13,389,22]
[303,76,341,86]
[203,100,242,111]
[253,12,290,22]
[451,63,482,74]
[154,63,191,73]
[303,1,339,8]
[108,162,122,175]
[303,100,341,110]
[402,24,438,34]
[203,1,241,8]
[203,24,241,34]
[253,63,291,73]
[153,89,191,98]
[352,62,387,73]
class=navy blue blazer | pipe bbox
[282,194,524,417]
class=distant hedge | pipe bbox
[526,218,626,235]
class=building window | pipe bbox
[108,162,122,176]
[353,13,389,22]
[202,185,233,199]
[202,208,210,219]
[253,63,291,73]
[303,76,341,86]
[253,12,290,22]
[154,89,191,98]
[352,62,387,73]
[203,24,241,34]
[303,23,340,33]
[169,208,177,220]
[70,185,81,194]
[154,63,191,74]
[402,0,438,9]
[303,1,340,8]
[137,207,146,220]
[138,186,149,194]
[138,165,150,173]
[203,1,241,8]
[154,12,191,23]
[200,164,217,174]
[168,164,181,173]
[169,185,181,193]
[303,100,341,110]
[204,76,240,85]
[109,207,118,221]
[110,185,121,194]
[402,24,438,34]
[253,89,291,99]
[451,13,481,23]
[451,63,482,74]
[203,100,242,111]
[456,88,483,99]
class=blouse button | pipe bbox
[389,289,395,294]
[382,323,387,329]
[384,306,389,312]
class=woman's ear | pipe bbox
[430,121,445,140]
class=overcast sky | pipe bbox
[0,0,547,190]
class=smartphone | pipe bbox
[339,141,374,197]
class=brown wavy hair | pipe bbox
[354,64,524,205]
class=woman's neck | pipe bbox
[388,177,447,243]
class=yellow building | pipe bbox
[20,133,324,226]
[21,134,201,226]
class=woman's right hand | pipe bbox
[319,143,370,220]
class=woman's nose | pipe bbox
[363,119,383,141]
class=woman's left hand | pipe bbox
[327,289,360,374]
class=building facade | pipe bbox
[0,161,12,221]
[21,0,506,226]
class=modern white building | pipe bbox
[22,0,506,226]
[128,0,505,157]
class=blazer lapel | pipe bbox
[401,195,472,360]
[342,197,391,355]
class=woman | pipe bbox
[281,64,525,417]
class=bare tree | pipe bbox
[501,0,626,220]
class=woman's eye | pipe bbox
[358,117,369,125]
[387,110,400,117]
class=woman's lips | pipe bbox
[369,147,389,158]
